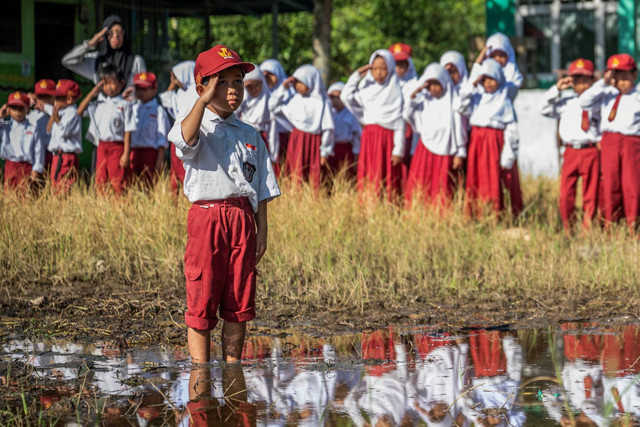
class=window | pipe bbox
[0,0,22,52]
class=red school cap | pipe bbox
[133,71,157,88]
[7,91,29,109]
[607,53,637,71]
[54,79,82,99]
[389,43,412,61]
[34,79,57,96]
[568,58,594,76]
[194,45,255,85]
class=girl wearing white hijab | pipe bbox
[237,65,271,138]
[263,59,295,171]
[457,59,520,217]
[440,51,469,93]
[269,64,335,189]
[341,49,406,201]
[327,81,361,179]
[403,63,466,208]
[472,32,523,102]
[159,60,197,196]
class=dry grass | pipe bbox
[1,173,639,314]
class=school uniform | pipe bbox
[237,66,272,152]
[458,59,519,217]
[130,98,170,184]
[48,104,82,192]
[168,107,280,330]
[269,65,335,189]
[341,49,406,201]
[580,75,640,229]
[27,107,53,171]
[159,61,197,195]
[0,118,44,190]
[327,82,361,179]
[86,93,136,194]
[404,63,466,207]
[540,83,601,230]
[263,59,295,170]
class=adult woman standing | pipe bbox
[62,15,146,89]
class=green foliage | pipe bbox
[169,0,485,81]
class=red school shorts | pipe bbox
[184,197,257,330]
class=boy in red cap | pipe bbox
[130,72,169,186]
[580,53,640,232]
[539,58,600,233]
[167,45,280,364]
[0,92,45,191]
[46,80,83,193]
[28,79,56,171]
[77,63,136,195]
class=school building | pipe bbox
[486,0,638,87]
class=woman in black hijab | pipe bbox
[61,15,146,89]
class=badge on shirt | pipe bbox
[243,161,256,182]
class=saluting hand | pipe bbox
[0,104,7,119]
[556,76,573,91]
[357,64,372,77]
[198,75,219,105]
[474,46,490,65]
[90,81,104,99]
[282,76,295,90]
[88,27,109,48]
[410,81,430,99]
[603,69,615,87]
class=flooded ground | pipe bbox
[2,321,640,426]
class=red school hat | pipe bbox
[568,58,594,76]
[194,45,255,85]
[7,91,29,109]
[54,79,82,99]
[607,53,637,71]
[34,79,57,96]
[133,71,157,88]
[389,43,412,61]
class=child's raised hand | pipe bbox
[199,75,219,104]
[603,70,615,86]
[88,27,109,47]
[556,76,573,91]
[91,81,104,98]
[282,76,295,90]
[0,104,7,119]
[474,46,490,65]
[357,64,372,77]
[472,76,483,87]
[122,87,134,100]
[410,82,429,99]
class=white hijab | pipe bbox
[260,59,288,89]
[239,65,271,130]
[412,63,459,152]
[485,33,521,87]
[471,59,515,126]
[439,51,469,91]
[281,65,334,134]
[327,81,345,94]
[172,60,197,120]
[356,49,404,131]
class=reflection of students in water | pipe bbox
[408,332,470,427]
[463,329,526,427]
[344,328,415,426]
[602,324,640,425]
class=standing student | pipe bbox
[77,63,136,195]
[47,80,83,193]
[237,66,271,143]
[457,59,519,217]
[160,60,197,195]
[440,51,469,93]
[327,82,361,179]
[28,79,56,171]
[0,92,44,192]
[262,59,295,172]
[539,59,601,232]
[269,64,335,189]
[341,49,406,201]
[579,53,640,232]
[130,72,170,186]
[404,63,466,208]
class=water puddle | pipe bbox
[1,322,639,426]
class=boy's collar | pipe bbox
[203,108,237,124]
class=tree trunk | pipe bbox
[312,0,332,85]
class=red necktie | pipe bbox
[608,94,622,122]
[584,375,592,398]
[581,110,590,132]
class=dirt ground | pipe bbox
[1,281,637,346]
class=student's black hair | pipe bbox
[98,63,125,82]
[200,66,246,86]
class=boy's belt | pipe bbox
[566,142,597,149]
[193,197,251,208]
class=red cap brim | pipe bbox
[134,80,156,88]
[392,53,410,62]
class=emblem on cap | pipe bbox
[576,59,584,68]
[195,74,202,84]
[140,73,147,80]
[612,57,620,67]
[13,92,21,99]
[218,47,233,59]
[56,81,61,88]
[39,80,48,88]
[393,44,402,53]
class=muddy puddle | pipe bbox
[2,321,639,426]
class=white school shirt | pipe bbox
[86,94,136,145]
[131,98,170,149]
[579,79,640,135]
[27,108,52,153]
[342,70,407,158]
[562,359,603,413]
[331,107,361,154]
[49,104,83,153]
[539,86,601,146]
[168,109,281,212]
[0,118,45,173]
[469,63,522,102]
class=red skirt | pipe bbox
[405,142,455,208]
[3,160,32,192]
[328,141,356,179]
[362,328,396,376]
[170,143,186,195]
[357,124,402,201]
[401,122,414,192]
[130,147,158,186]
[96,140,129,195]
[50,152,79,195]
[469,329,507,378]
[284,128,322,189]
